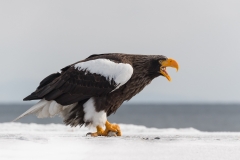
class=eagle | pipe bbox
[14,53,179,137]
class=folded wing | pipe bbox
[23,57,133,106]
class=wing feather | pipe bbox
[23,56,133,106]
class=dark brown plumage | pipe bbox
[21,53,178,130]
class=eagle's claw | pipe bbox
[86,121,121,137]
[86,132,99,137]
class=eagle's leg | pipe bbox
[86,121,121,137]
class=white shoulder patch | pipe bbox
[74,59,133,89]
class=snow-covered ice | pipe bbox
[1,123,240,160]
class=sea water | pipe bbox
[0,104,240,132]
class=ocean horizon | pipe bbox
[1,103,240,132]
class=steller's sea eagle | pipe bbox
[14,53,179,137]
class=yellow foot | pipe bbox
[86,121,122,137]
[104,121,122,136]
[86,126,105,137]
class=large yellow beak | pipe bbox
[160,58,179,81]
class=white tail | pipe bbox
[13,99,76,122]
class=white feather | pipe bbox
[41,104,50,118]
[83,98,107,127]
[12,99,47,122]
[37,108,44,118]
[13,99,76,122]
[49,101,60,117]
[74,59,133,90]
[14,98,105,128]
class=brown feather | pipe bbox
[23,53,167,126]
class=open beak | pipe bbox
[160,58,179,81]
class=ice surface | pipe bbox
[1,123,240,160]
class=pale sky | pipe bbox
[0,0,240,103]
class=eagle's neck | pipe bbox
[131,55,160,80]
[114,56,159,102]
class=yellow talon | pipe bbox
[105,121,121,136]
[86,121,121,137]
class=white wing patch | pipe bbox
[74,59,133,90]
[13,99,77,122]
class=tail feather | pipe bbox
[13,99,77,122]
[12,99,48,122]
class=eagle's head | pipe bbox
[149,56,179,81]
